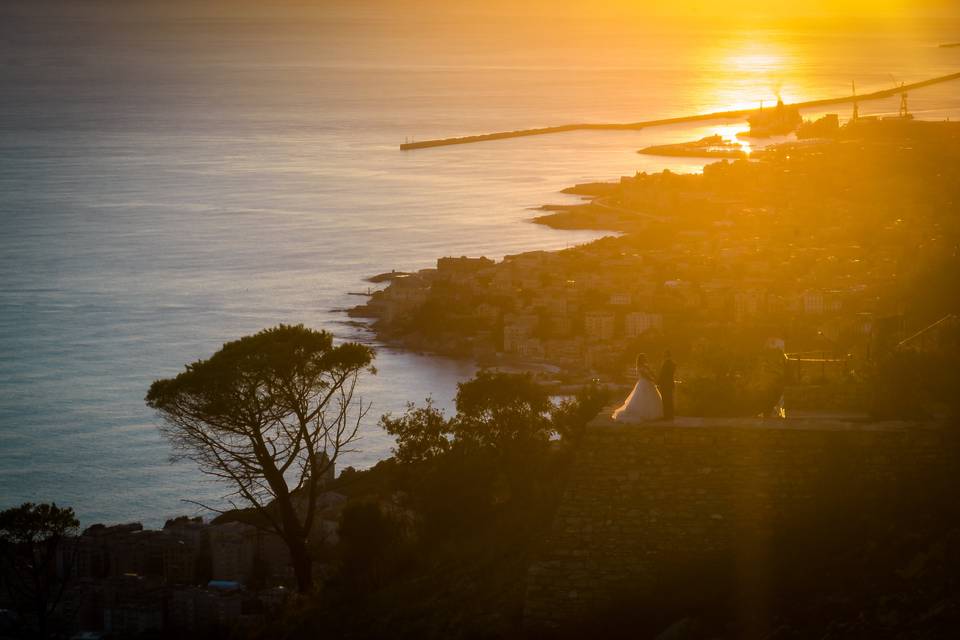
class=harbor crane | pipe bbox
[898,83,910,119]
[851,81,859,120]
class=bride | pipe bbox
[612,353,663,423]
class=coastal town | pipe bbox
[4,113,959,640]
[6,0,960,638]
[354,117,960,418]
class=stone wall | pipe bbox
[523,416,954,630]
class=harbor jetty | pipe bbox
[400,71,960,150]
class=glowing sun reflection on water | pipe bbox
[710,122,753,155]
[728,49,785,74]
[696,35,807,114]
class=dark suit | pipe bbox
[658,359,676,420]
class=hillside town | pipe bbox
[353,119,960,417]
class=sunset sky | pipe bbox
[5,0,959,21]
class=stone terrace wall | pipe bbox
[523,417,953,630]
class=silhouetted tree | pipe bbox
[381,372,554,467]
[337,502,404,590]
[146,324,374,593]
[380,399,452,466]
[452,370,553,453]
[381,372,563,532]
[0,502,79,638]
[382,372,611,468]
[550,383,610,441]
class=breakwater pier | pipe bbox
[400,71,960,150]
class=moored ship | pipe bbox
[743,97,802,137]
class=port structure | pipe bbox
[401,71,959,150]
[852,81,859,121]
[899,84,910,119]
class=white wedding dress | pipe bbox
[612,373,663,423]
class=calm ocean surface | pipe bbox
[2,6,959,525]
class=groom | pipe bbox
[658,351,676,420]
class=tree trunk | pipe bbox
[287,535,313,594]
[273,492,313,593]
[261,456,315,594]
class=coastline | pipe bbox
[345,176,659,384]
[349,117,960,402]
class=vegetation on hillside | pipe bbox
[263,373,608,639]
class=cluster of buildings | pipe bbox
[70,517,285,637]
[356,129,958,396]
[1,485,348,638]
[357,238,888,380]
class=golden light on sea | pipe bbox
[689,34,803,114]
[710,123,753,155]
[727,47,785,75]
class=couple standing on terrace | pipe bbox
[612,351,676,423]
